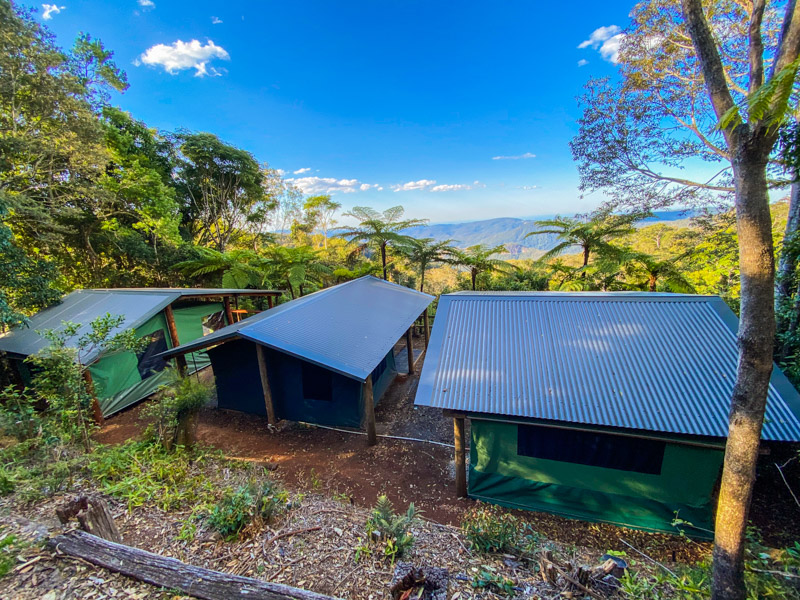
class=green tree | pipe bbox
[451,244,517,291]
[336,206,427,281]
[572,0,800,595]
[303,195,341,248]
[399,237,457,292]
[601,247,695,292]
[176,132,269,252]
[261,245,331,298]
[526,212,643,271]
[174,248,262,289]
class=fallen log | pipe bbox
[47,530,341,600]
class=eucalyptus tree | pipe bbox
[399,237,457,292]
[175,132,270,252]
[303,195,341,249]
[336,206,427,280]
[571,0,800,595]
[450,244,517,291]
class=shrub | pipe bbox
[0,387,40,441]
[364,495,420,564]
[207,480,287,539]
[142,375,213,449]
[461,505,540,554]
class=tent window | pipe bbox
[517,425,665,475]
[137,330,168,379]
[371,356,388,382]
[302,362,333,402]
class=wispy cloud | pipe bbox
[392,179,437,192]
[139,40,229,77]
[577,59,589,67]
[287,176,382,194]
[430,180,485,192]
[517,185,540,190]
[41,4,65,19]
[578,25,624,64]
[138,0,155,9]
[492,152,536,161]
[211,16,222,24]
[293,167,311,175]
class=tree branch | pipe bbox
[749,0,767,94]
[771,0,800,77]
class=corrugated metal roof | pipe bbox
[91,288,282,296]
[0,290,177,363]
[160,276,434,381]
[415,292,800,442]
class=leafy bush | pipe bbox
[0,387,40,441]
[207,480,288,539]
[0,534,26,578]
[461,505,540,554]
[142,375,213,449]
[363,495,420,564]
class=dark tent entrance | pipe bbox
[468,419,724,538]
[209,338,397,428]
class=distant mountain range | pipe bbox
[404,211,695,259]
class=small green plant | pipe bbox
[471,567,516,596]
[207,479,287,539]
[364,495,420,564]
[461,505,540,554]
[142,375,213,450]
[0,387,40,441]
[309,468,322,490]
[0,534,27,578]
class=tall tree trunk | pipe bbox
[648,274,657,292]
[471,270,477,291]
[381,243,388,280]
[712,154,776,600]
[420,270,425,293]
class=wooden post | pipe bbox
[405,327,415,375]
[267,295,274,309]
[83,369,104,425]
[163,305,187,376]
[454,416,467,498]
[255,344,278,426]
[363,374,376,446]
[422,309,430,349]
[223,296,235,325]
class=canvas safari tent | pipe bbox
[415,291,800,538]
[159,276,433,434]
[0,288,281,417]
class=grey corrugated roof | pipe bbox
[91,288,282,296]
[0,290,177,363]
[160,276,434,381]
[415,292,800,442]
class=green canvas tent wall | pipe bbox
[0,288,281,417]
[415,292,800,538]
[160,276,434,430]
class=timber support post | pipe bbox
[422,308,430,349]
[363,374,376,446]
[454,416,467,498]
[406,327,415,375]
[255,344,278,426]
[267,295,274,310]
[83,369,104,425]
[223,296,235,325]
[163,305,187,376]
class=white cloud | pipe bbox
[518,185,539,190]
[41,4,65,19]
[293,167,311,175]
[139,40,230,77]
[287,176,381,194]
[431,184,471,192]
[211,16,222,24]
[577,59,589,67]
[578,25,624,64]
[492,152,536,161]
[392,179,437,192]
[138,0,155,9]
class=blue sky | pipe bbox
[30,0,637,223]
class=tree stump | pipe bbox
[56,496,122,543]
